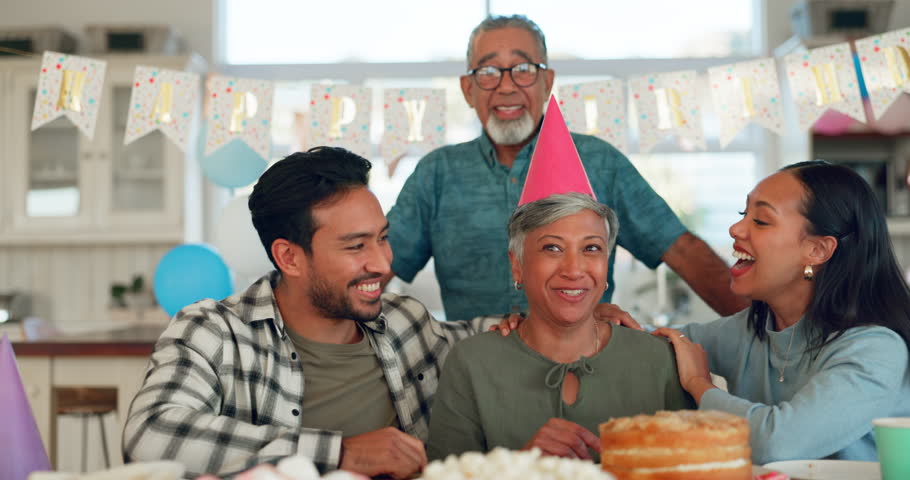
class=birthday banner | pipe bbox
[629,70,705,154]
[27,26,910,160]
[784,42,865,130]
[381,88,447,158]
[708,58,785,148]
[309,85,372,158]
[558,80,628,153]
[204,75,275,159]
[855,27,910,120]
[31,51,107,139]
[124,66,200,153]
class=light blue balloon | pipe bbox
[200,138,268,189]
[154,244,234,317]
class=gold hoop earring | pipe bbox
[804,264,814,281]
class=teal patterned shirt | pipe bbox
[387,132,687,321]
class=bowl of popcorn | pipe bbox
[423,448,614,480]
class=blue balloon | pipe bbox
[154,244,234,317]
[200,137,268,189]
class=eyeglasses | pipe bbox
[466,62,548,90]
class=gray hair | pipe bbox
[508,193,619,262]
[466,15,548,67]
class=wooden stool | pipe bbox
[55,387,117,472]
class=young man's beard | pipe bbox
[307,267,383,323]
[485,111,535,145]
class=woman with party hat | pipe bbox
[426,99,694,461]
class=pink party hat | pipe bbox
[0,334,51,479]
[518,95,596,206]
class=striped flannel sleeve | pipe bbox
[439,313,509,340]
[419,309,504,342]
[122,309,343,477]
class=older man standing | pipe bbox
[387,15,747,322]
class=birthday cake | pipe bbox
[599,410,751,480]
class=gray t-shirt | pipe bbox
[427,326,695,460]
[287,325,399,437]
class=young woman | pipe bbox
[655,161,910,463]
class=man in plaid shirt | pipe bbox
[123,147,501,479]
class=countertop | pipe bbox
[11,324,164,356]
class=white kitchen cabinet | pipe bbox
[0,54,204,245]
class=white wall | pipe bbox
[1,0,215,60]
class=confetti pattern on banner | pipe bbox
[124,66,200,153]
[709,58,784,148]
[31,51,107,138]
[628,70,705,154]
[380,88,446,158]
[784,42,865,130]
[309,85,372,158]
[205,75,275,160]
[856,27,910,120]
[557,80,628,154]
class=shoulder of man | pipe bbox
[380,292,434,329]
[159,277,277,351]
[416,137,486,168]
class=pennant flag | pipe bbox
[124,66,200,153]
[629,70,706,154]
[309,85,372,158]
[0,334,51,480]
[519,96,595,206]
[784,42,865,130]
[856,27,910,120]
[709,58,785,148]
[380,88,446,159]
[205,75,275,160]
[558,80,628,154]
[31,51,107,139]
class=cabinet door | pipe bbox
[95,66,183,233]
[7,63,97,234]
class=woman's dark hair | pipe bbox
[748,160,910,352]
[248,146,371,269]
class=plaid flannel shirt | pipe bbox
[123,272,498,478]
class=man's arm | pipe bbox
[123,315,342,478]
[661,232,750,316]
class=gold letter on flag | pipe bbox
[151,82,174,124]
[57,70,87,112]
[32,52,107,138]
[785,43,865,130]
[230,91,259,133]
[379,88,445,159]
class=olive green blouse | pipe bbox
[427,326,695,460]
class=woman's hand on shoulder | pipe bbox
[522,418,600,460]
[594,303,644,330]
[488,313,524,336]
[652,327,716,402]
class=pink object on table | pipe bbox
[0,334,52,480]
[517,95,596,206]
[754,471,789,480]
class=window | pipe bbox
[223,0,486,64]
[490,0,754,58]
